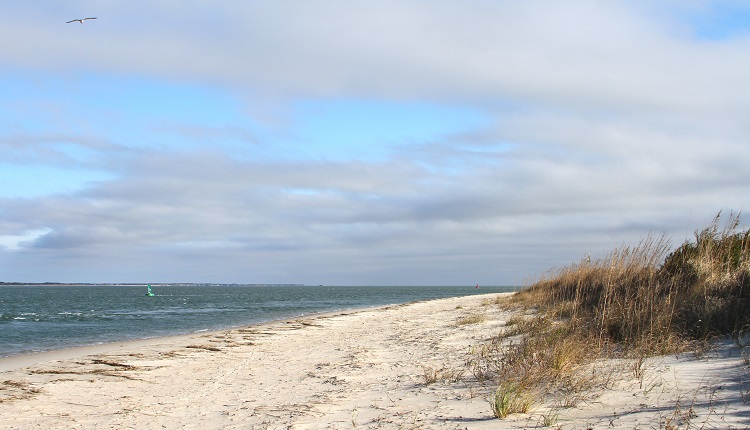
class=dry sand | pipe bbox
[1,293,749,429]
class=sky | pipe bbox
[1,1,749,285]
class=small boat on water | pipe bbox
[146,284,155,296]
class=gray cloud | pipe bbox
[1,131,743,284]
[1,1,749,284]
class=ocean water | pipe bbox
[0,284,515,358]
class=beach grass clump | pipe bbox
[474,211,750,420]
[518,233,673,352]
[541,408,560,427]
[489,380,535,418]
[421,365,463,385]
[663,214,750,339]
[515,211,750,353]
[468,315,607,414]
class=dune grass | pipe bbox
[521,211,750,351]
[471,211,750,419]
[489,380,535,418]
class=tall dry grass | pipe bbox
[471,211,750,419]
[662,212,750,339]
[516,211,750,353]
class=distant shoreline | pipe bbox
[0,282,306,287]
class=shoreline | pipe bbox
[1,284,514,363]
[0,305,377,372]
[2,291,748,429]
[0,295,465,372]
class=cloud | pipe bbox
[0,1,746,104]
[0,1,749,283]
[1,127,739,284]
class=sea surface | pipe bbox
[0,284,516,358]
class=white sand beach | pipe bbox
[1,293,748,429]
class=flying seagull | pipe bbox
[66,17,97,24]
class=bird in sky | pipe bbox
[66,17,97,24]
